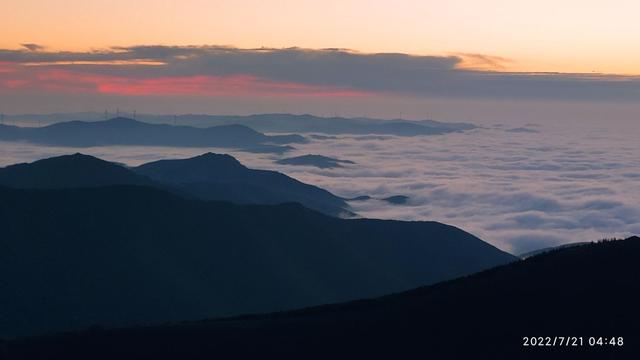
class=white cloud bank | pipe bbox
[1,116,638,254]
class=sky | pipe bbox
[1,0,640,117]
[3,0,640,74]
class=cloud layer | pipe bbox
[1,116,638,254]
[2,45,640,102]
[270,119,640,254]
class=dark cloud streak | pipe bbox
[19,43,45,52]
[1,45,639,102]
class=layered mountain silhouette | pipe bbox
[160,113,476,136]
[0,117,304,153]
[276,154,355,169]
[0,185,516,338]
[133,153,350,216]
[3,113,475,136]
[6,237,637,359]
[0,153,349,217]
[0,154,152,189]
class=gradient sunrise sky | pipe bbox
[3,0,640,73]
[1,0,639,117]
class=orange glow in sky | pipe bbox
[1,0,639,75]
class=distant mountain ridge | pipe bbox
[3,112,475,136]
[0,117,304,153]
[0,153,350,217]
[174,113,475,136]
[0,185,516,338]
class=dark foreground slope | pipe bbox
[0,186,515,339]
[0,117,304,152]
[5,237,637,360]
[0,153,350,217]
[134,153,350,216]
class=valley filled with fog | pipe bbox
[1,116,638,254]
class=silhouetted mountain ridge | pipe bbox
[168,113,476,136]
[0,153,152,189]
[0,153,350,217]
[0,185,516,339]
[3,112,475,136]
[6,237,636,359]
[0,117,304,153]
[135,153,247,181]
[133,153,351,216]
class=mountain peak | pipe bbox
[133,153,248,184]
[33,153,105,165]
[0,153,151,189]
[176,153,247,170]
[193,152,242,163]
[69,152,96,157]
[132,153,349,216]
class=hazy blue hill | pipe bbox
[0,153,153,189]
[133,153,351,216]
[4,113,475,136]
[0,185,516,339]
[0,153,348,217]
[136,153,247,181]
[276,154,355,169]
[0,123,21,136]
[8,237,637,359]
[346,194,409,204]
[382,195,410,204]
[0,117,304,152]
[167,113,475,136]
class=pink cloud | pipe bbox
[3,79,30,88]
[1,66,370,97]
[0,62,18,74]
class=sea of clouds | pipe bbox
[1,117,638,254]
